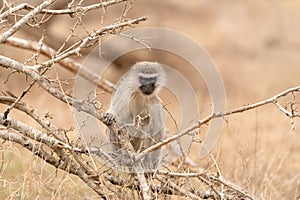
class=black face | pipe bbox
[139,76,157,95]
[140,83,155,95]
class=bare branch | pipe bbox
[209,175,254,200]
[136,172,151,200]
[0,55,103,120]
[2,68,48,121]
[46,0,126,15]
[37,16,147,67]
[0,113,82,152]
[5,36,115,93]
[0,3,31,19]
[0,0,56,43]
[158,170,206,178]
[0,130,108,199]
[155,176,199,200]
[0,0,128,16]
[0,96,67,142]
[140,85,300,156]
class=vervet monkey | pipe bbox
[103,61,166,172]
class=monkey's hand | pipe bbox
[134,112,150,128]
[102,112,116,126]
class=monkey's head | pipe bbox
[130,61,166,96]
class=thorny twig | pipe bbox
[0,0,56,43]
[0,0,127,17]
[139,85,300,156]
[35,16,147,68]
[5,36,115,93]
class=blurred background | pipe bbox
[1,0,300,199]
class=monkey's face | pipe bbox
[139,76,157,95]
[130,61,166,96]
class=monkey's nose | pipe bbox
[140,83,155,95]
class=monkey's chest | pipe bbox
[129,98,150,126]
[129,93,152,117]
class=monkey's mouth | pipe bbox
[139,83,155,95]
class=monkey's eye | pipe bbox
[139,76,157,85]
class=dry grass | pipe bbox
[1,0,300,199]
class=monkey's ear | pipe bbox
[102,112,116,126]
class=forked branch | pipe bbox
[140,85,300,155]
